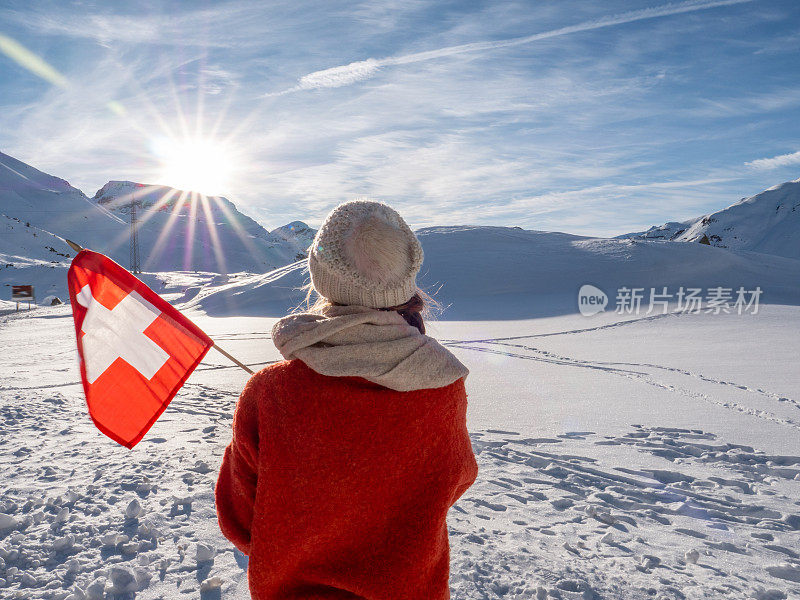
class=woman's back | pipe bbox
[215,359,477,599]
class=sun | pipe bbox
[151,136,235,196]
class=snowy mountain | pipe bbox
[91,181,299,273]
[269,221,317,258]
[182,225,800,319]
[0,151,308,276]
[0,151,129,302]
[5,150,800,319]
[620,179,800,260]
[0,151,125,262]
[0,151,312,304]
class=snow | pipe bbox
[1,152,800,598]
[434,309,800,598]
[3,282,800,598]
[0,514,18,532]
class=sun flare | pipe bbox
[151,136,234,196]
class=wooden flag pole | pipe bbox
[65,239,84,253]
[65,239,255,375]
[212,344,254,374]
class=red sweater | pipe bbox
[215,359,477,600]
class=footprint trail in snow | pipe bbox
[450,428,800,599]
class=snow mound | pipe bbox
[179,260,309,317]
[184,225,800,319]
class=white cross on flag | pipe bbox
[68,250,213,448]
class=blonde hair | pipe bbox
[291,279,444,334]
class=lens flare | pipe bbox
[2,30,259,275]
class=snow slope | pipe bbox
[0,152,125,261]
[0,152,128,306]
[179,260,309,317]
[183,225,800,319]
[621,179,800,260]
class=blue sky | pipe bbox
[1,0,799,235]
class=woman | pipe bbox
[215,199,478,599]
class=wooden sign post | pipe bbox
[12,284,34,311]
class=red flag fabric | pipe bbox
[68,250,213,448]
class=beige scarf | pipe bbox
[271,304,469,392]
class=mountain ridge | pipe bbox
[0,151,314,274]
[619,179,800,260]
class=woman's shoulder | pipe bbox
[243,358,466,398]
[416,375,467,399]
[234,360,304,423]
[243,359,304,390]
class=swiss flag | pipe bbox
[68,250,213,448]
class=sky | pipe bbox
[1,0,800,236]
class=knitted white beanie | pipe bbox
[308,199,424,308]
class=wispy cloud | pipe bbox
[1,3,266,48]
[296,59,382,91]
[689,87,800,119]
[745,150,800,170]
[272,0,755,94]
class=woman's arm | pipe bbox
[449,379,479,507]
[215,375,261,555]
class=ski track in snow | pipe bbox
[443,311,797,416]
[442,311,680,344]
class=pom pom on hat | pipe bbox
[308,199,424,308]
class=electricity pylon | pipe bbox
[130,190,141,274]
